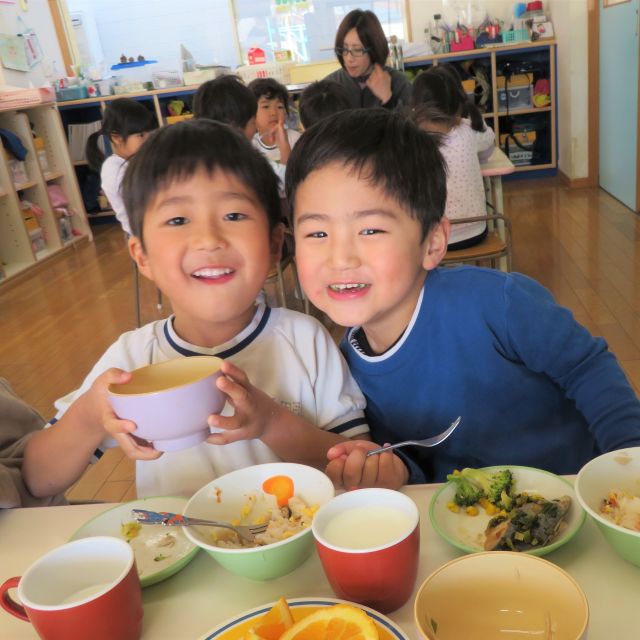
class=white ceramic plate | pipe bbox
[429,465,586,556]
[200,597,409,640]
[70,496,199,587]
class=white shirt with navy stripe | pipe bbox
[51,303,367,497]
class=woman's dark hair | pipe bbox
[286,109,446,240]
[411,64,485,132]
[299,80,351,129]
[334,9,389,68]
[85,98,156,172]
[122,119,281,241]
[248,78,290,115]
[193,75,257,128]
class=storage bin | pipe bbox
[8,158,28,187]
[55,86,88,101]
[236,62,293,85]
[497,85,532,112]
[33,137,50,173]
[501,131,536,166]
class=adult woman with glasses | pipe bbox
[324,9,411,109]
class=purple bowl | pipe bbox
[108,356,224,452]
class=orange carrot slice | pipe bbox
[262,475,294,508]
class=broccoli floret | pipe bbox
[446,473,483,506]
[459,468,514,508]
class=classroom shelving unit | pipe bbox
[405,40,557,173]
[0,103,91,285]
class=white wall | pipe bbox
[66,0,238,82]
[548,0,589,180]
[408,0,590,180]
[0,0,65,88]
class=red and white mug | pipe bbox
[312,488,420,614]
[1,536,143,640]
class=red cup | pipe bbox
[1,536,142,640]
[312,488,420,614]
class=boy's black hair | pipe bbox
[298,80,351,129]
[122,119,281,241]
[248,78,290,115]
[286,108,447,240]
[85,98,156,172]
[334,9,389,68]
[411,64,485,133]
[192,75,257,128]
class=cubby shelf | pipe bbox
[405,40,557,173]
[0,104,91,286]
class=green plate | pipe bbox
[429,465,586,556]
[70,495,199,587]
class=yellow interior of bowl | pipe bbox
[109,356,222,395]
[415,553,588,640]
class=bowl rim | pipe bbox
[413,550,589,638]
[183,463,335,554]
[429,464,586,556]
[108,355,223,397]
[574,449,640,539]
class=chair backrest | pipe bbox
[442,214,512,271]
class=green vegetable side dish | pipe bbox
[430,465,587,557]
[446,467,514,509]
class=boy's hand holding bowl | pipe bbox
[107,356,225,454]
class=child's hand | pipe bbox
[272,111,291,164]
[365,64,393,105]
[97,368,163,461]
[325,440,409,490]
[206,361,275,445]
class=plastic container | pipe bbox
[497,85,532,111]
[236,62,293,85]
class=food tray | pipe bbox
[236,62,293,85]
[0,86,55,109]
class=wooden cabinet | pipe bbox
[0,104,91,285]
[405,41,557,173]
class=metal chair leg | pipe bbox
[132,260,141,328]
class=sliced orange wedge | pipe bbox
[243,596,294,640]
[279,604,379,640]
[262,475,295,508]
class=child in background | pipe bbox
[411,64,495,250]
[192,75,258,140]
[23,120,368,499]
[286,108,640,489]
[248,78,300,166]
[85,98,156,236]
[194,75,288,193]
[298,80,351,130]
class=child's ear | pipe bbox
[128,235,152,279]
[421,218,450,270]
[270,222,285,266]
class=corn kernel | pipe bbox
[447,501,460,513]
[465,506,479,516]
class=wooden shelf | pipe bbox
[44,170,65,181]
[73,160,88,166]
[88,210,114,218]
[497,106,552,116]
[14,179,37,191]
[0,104,91,288]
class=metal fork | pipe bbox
[131,509,269,544]
[366,416,462,457]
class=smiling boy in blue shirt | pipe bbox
[286,108,640,489]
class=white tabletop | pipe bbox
[1,483,639,638]
[480,146,515,176]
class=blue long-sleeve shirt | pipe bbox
[341,267,640,483]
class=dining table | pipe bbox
[1,482,639,638]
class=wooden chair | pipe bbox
[442,214,512,271]
[265,229,310,313]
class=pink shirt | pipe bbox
[440,119,495,244]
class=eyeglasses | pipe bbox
[335,46,370,58]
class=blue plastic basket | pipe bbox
[502,29,530,44]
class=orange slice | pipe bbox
[262,475,295,508]
[243,596,294,640]
[280,604,379,640]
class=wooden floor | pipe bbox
[1,177,639,503]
